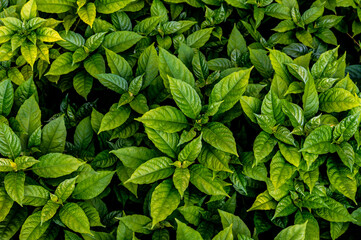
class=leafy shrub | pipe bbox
[1,0,361,239]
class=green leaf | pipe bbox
[301,125,336,155]
[270,151,296,189]
[136,106,188,133]
[22,185,49,207]
[19,211,50,240]
[327,158,356,202]
[78,3,96,27]
[173,168,190,198]
[302,77,319,119]
[14,77,38,107]
[134,16,161,35]
[145,127,179,158]
[200,142,231,172]
[40,115,67,153]
[274,222,307,240]
[176,219,203,240]
[248,190,277,211]
[294,211,320,240]
[58,31,85,51]
[73,72,93,100]
[96,0,136,14]
[311,48,338,79]
[212,225,233,240]
[0,123,21,159]
[103,31,143,53]
[168,76,202,119]
[315,197,355,222]
[253,131,277,165]
[5,171,25,206]
[14,156,38,171]
[189,164,228,196]
[59,202,91,234]
[302,6,324,25]
[227,25,247,56]
[261,90,285,124]
[78,202,104,227]
[84,53,105,79]
[265,3,291,20]
[333,112,361,142]
[37,0,76,13]
[97,73,128,94]
[279,143,301,167]
[0,205,27,240]
[336,142,355,170]
[32,153,83,178]
[282,100,304,127]
[273,195,297,219]
[54,176,77,202]
[330,222,349,240]
[41,200,60,223]
[249,48,273,78]
[186,28,213,48]
[159,47,195,88]
[72,171,115,199]
[218,210,251,238]
[178,134,202,162]
[21,0,37,20]
[21,42,37,69]
[118,215,151,234]
[104,47,132,80]
[151,179,180,226]
[36,28,63,42]
[126,157,174,184]
[202,122,238,156]
[319,88,360,113]
[136,44,158,88]
[0,187,13,221]
[16,95,41,138]
[240,96,261,123]
[46,52,80,76]
[299,169,319,192]
[0,79,14,117]
[209,68,252,114]
[99,106,130,133]
[269,49,293,83]
[274,126,296,146]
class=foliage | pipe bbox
[1,0,361,239]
